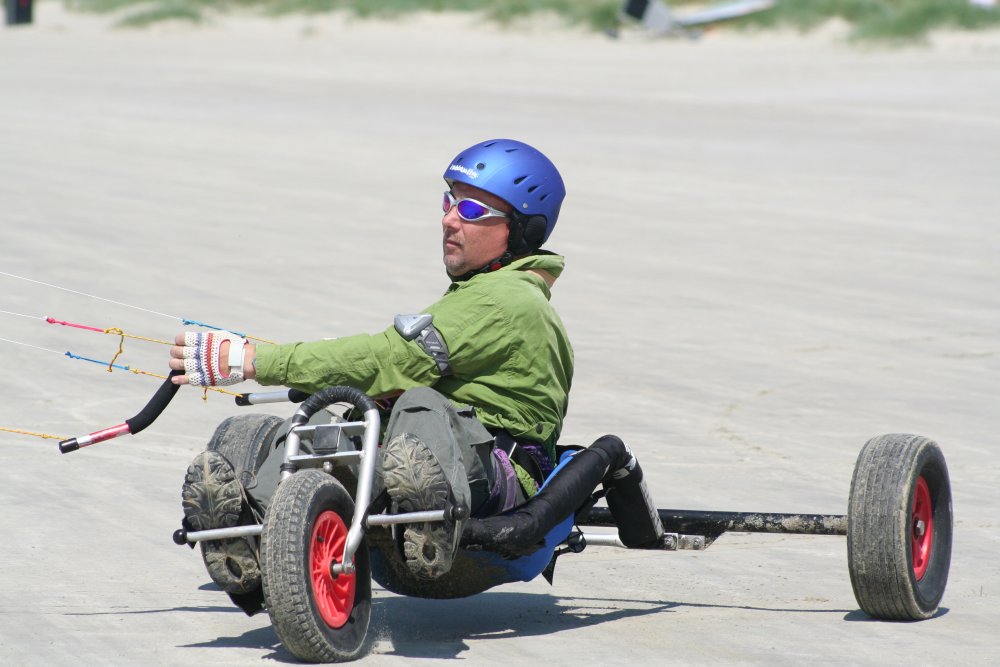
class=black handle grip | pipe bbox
[125,370,183,435]
[58,370,182,455]
[288,388,311,403]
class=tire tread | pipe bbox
[261,470,370,662]
[847,433,951,620]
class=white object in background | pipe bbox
[621,0,776,36]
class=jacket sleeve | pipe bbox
[253,328,440,398]
[429,288,515,380]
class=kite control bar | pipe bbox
[58,377,313,453]
[58,371,182,453]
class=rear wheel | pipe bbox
[847,434,952,620]
[206,413,284,488]
[261,470,371,662]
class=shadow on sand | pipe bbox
[66,588,863,661]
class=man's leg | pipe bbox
[181,410,332,596]
[378,386,494,579]
[245,407,348,512]
[461,434,666,554]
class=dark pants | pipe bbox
[247,387,518,516]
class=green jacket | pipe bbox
[254,253,574,456]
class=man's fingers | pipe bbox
[166,330,247,388]
[170,334,193,384]
[168,356,191,383]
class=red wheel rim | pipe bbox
[310,510,356,628]
[911,476,933,581]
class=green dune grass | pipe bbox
[65,0,1000,41]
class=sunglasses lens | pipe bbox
[456,199,489,221]
[442,192,452,213]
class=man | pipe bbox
[171,139,573,592]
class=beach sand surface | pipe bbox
[1,4,998,665]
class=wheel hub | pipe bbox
[310,510,357,628]
[910,476,933,581]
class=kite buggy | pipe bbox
[58,379,952,663]
[60,380,952,662]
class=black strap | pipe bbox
[416,324,453,377]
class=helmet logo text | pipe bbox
[448,164,478,179]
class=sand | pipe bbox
[1,3,998,664]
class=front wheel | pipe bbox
[847,434,952,620]
[260,470,371,662]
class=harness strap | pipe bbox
[415,324,453,377]
[393,313,454,377]
[493,430,550,494]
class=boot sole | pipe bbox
[381,433,458,580]
[182,451,261,594]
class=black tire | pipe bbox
[260,470,371,663]
[847,434,952,620]
[206,413,285,489]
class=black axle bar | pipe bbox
[584,508,847,541]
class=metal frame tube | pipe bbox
[579,532,626,548]
[281,428,303,480]
[584,508,847,537]
[185,524,263,543]
[366,509,448,527]
[334,407,381,575]
[238,390,296,404]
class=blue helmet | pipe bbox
[443,139,566,251]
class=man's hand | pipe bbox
[169,331,256,386]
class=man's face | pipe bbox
[442,182,511,278]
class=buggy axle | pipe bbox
[585,508,847,546]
